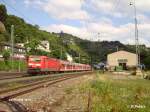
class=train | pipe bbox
[27,56,92,74]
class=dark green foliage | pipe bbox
[127,45,150,69]
[0,60,26,71]
[143,55,150,69]
[0,33,5,42]
[2,49,10,65]
[0,4,7,23]
[76,40,128,63]
[4,15,29,43]
[0,32,10,42]
[49,47,67,60]
[25,39,40,54]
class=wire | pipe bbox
[1,0,36,25]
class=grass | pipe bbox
[79,73,150,112]
[0,60,27,71]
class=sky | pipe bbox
[1,0,150,46]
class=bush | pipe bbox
[2,49,10,65]
[0,60,27,71]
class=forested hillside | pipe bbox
[0,4,150,69]
[0,4,90,64]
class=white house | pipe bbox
[38,41,50,52]
[17,40,50,53]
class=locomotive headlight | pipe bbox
[28,63,41,66]
[35,64,41,66]
[28,63,33,66]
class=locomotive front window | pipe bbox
[30,58,41,62]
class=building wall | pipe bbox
[0,43,26,59]
[107,51,137,67]
[38,41,50,52]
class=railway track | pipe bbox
[0,72,27,80]
[0,71,92,101]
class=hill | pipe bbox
[0,4,150,69]
[0,4,90,63]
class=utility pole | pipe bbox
[60,30,64,60]
[130,0,140,68]
[60,47,62,60]
[15,35,21,72]
[11,25,14,71]
[18,57,21,72]
[116,46,119,52]
[98,33,100,42]
[79,53,80,63]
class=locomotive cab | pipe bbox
[27,56,42,74]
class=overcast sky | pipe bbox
[1,0,150,46]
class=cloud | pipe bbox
[136,0,150,13]
[24,0,90,20]
[42,22,150,46]
[23,0,150,46]
[86,0,150,19]
[42,24,89,39]
[24,0,44,6]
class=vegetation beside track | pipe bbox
[78,72,150,112]
[0,60,27,71]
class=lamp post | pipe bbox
[79,53,80,63]
[59,31,64,60]
[11,25,14,71]
[15,35,21,72]
[130,0,140,68]
[98,32,100,42]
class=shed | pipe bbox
[107,50,137,70]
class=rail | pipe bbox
[0,71,93,101]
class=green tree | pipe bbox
[143,55,150,69]
[24,39,40,55]
[0,33,4,42]
[49,49,67,60]
[4,15,27,42]
[0,32,9,42]
[0,4,7,23]
[2,50,10,65]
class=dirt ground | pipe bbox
[0,73,94,112]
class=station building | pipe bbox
[107,50,137,70]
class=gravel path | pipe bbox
[0,73,94,112]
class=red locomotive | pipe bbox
[27,56,91,74]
